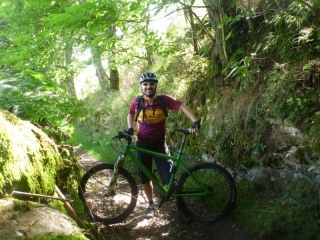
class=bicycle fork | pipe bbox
[105,155,126,196]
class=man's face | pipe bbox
[140,81,157,97]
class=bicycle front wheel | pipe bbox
[176,162,236,223]
[78,163,138,225]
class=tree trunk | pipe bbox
[187,7,199,54]
[109,66,119,90]
[203,0,228,67]
[90,45,108,90]
[65,40,76,96]
[145,16,154,68]
[107,25,119,90]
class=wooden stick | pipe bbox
[12,190,73,203]
[54,185,98,240]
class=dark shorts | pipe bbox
[135,141,173,185]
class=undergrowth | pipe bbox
[68,1,320,238]
[235,179,320,240]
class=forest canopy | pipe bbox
[0,0,319,144]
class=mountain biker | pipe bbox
[126,71,201,222]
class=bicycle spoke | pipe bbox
[78,163,138,224]
[176,162,236,222]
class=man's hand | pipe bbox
[189,120,200,134]
[125,127,134,136]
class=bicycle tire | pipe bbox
[175,162,236,222]
[78,163,138,224]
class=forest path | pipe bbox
[76,147,258,240]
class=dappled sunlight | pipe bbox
[74,65,100,99]
[135,218,151,228]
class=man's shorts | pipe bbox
[135,141,173,185]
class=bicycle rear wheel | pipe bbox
[78,163,138,224]
[175,162,236,222]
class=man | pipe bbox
[126,72,200,222]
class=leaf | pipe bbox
[255,43,262,53]
[224,67,238,80]
[129,2,140,11]
[238,66,247,77]
[92,36,104,46]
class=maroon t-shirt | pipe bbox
[129,94,182,142]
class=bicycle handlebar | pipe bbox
[112,131,132,141]
[112,129,190,141]
[173,129,191,135]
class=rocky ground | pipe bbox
[0,198,86,239]
[77,148,260,240]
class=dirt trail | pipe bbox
[76,147,258,240]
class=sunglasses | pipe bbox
[141,82,156,87]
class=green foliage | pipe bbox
[20,233,88,240]
[1,0,320,238]
[277,97,310,124]
[236,180,320,239]
[262,1,319,61]
[44,2,117,32]
[69,87,137,162]
[0,71,79,136]
[0,0,71,74]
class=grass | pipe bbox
[234,179,320,239]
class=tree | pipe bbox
[107,24,120,90]
[65,38,77,96]
[90,45,108,90]
[0,0,80,96]
[1,0,208,95]
[202,0,230,67]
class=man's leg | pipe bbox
[135,142,156,217]
[154,142,191,223]
[144,181,156,217]
[143,181,153,202]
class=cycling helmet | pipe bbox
[140,72,158,84]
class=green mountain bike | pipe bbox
[78,129,236,225]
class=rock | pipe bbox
[0,198,88,240]
[0,110,64,196]
[201,153,215,162]
[315,174,320,184]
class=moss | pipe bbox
[16,233,88,240]
[1,110,21,125]
[13,200,34,213]
[47,234,88,240]
[0,110,64,197]
[48,200,67,215]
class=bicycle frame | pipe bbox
[108,131,211,199]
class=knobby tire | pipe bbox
[78,163,138,225]
[176,162,236,222]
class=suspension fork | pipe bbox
[105,154,126,196]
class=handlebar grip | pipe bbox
[112,131,124,139]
